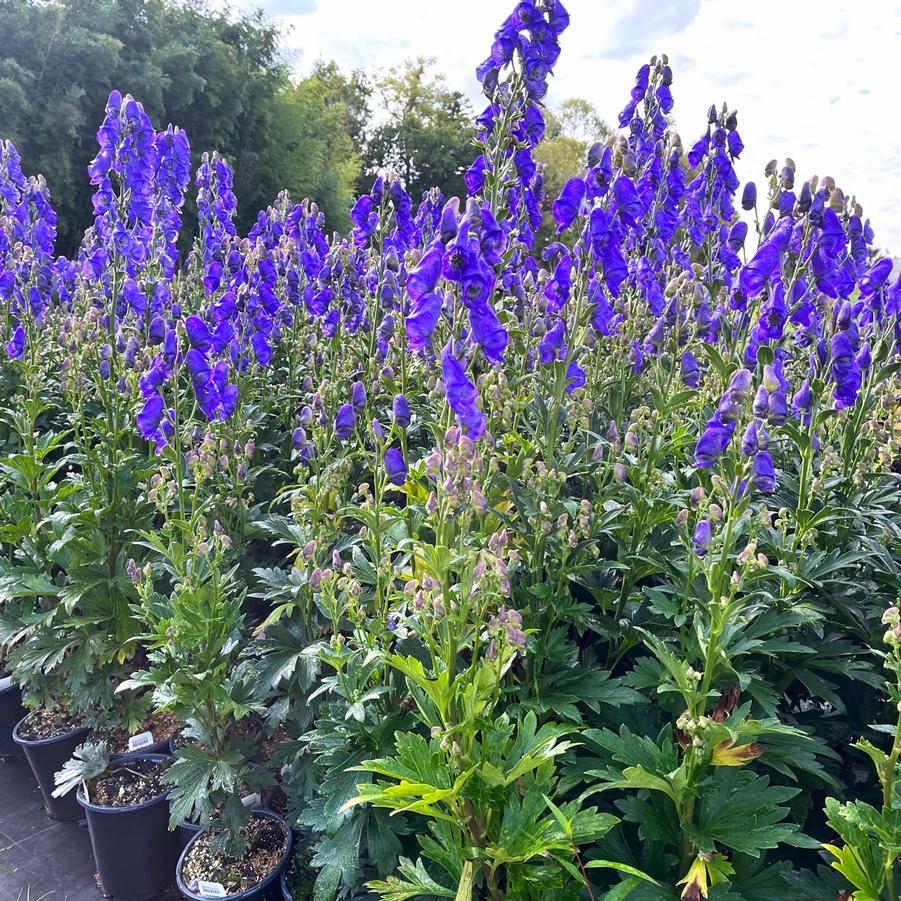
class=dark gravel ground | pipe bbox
[0,752,181,901]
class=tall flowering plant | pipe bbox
[1,0,901,899]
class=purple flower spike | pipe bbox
[384,447,407,486]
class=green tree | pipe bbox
[0,0,286,252]
[260,62,366,234]
[363,57,474,203]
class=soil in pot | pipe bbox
[259,728,287,765]
[182,814,289,896]
[84,756,171,807]
[14,708,91,821]
[102,710,180,756]
[16,706,83,741]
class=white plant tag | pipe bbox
[0,676,12,691]
[196,881,228,898]
[127,730,154,752]
[240,792,261,809]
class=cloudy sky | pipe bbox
[246,0,901,254]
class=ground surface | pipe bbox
[0,753,180,901]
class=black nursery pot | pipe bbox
[0,678,26,757]
[12,714,90,820]
[178,817,203,851]
[176,809,293,901]
[77,753,182,901]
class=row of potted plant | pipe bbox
[2,0,901,898]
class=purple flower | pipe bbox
[752,450,776,493]
[552,177,586,231]
[351,381,367,411]
[469,302,507,364]
[5,325,24,359]
[613,176,643,227]
[767,390,788,426]
[630,339,644,374]
[407,243,443,300]
[137,393,164,441]
[741,422,759,456]
[694,417,736,468]
[693,520,712,556]
[680,350,700,388]
[185,316,213,352]
[727,368,754,402]
[741,181,757,210]
[858,258,893,297]
[739,243,781,298]
[752,385,769,419]
[539,317,566,364]
[791,379,812,422]
[566,361,586,393]
[406,291,443,351]
[251,331,272,367]
[392,394,411,428]
[830,332,862,409]
[441,349,485,440]
[384,447,407,486]
[335,403,356,441]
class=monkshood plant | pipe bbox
[341,430,651,900]
[822,601,901,901]
[123,413,272,855]
[0,145,83,715]
[2,0,901,899]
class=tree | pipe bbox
[363,57,474,204]
[0,0,286,253]
[260,62,365,234]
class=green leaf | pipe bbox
[365,856,456,900]
[52,740,110,798]
[312,816,365,901]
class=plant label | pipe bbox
[127,730,154,751]
[240,792,261,809]
[196,881,228,898]
[0,676,12,691]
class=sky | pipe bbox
[244,0,901,255]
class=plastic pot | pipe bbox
[77,753,182,901]
[0,677,26,757]
[178,817,203,851]
[176,809,293,901]
[12,713,90,820]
